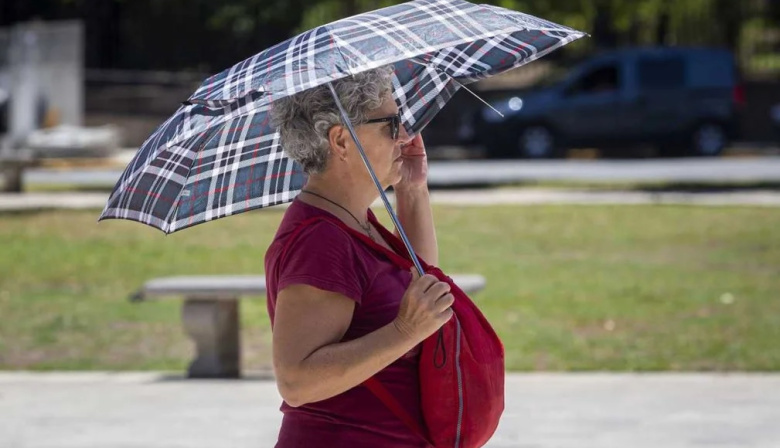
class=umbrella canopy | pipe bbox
[99,0,585,234]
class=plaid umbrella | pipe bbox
[99,0,584,240]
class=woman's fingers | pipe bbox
[424,281,450,300]
[412,274,438,295]
[435,293,455,313]
[396,274,455,342]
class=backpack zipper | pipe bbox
[454,316,463,448]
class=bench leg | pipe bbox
[181,298,241,379]
[1,167,23,193]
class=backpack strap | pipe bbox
[364,377,433,446]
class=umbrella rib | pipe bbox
[164,122,227,233]
[408,59,504,118]
[324,24,355,77]
[448,77,504,118]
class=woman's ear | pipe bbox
[328,124,349,161]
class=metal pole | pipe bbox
[326,82,425,276]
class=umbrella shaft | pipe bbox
[326,82,424,276]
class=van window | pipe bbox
[688,51,736,88]
[638,57,685,89]
[567,64,620,96]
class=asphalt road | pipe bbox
[22,156,780,188]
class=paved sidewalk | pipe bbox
[20,155,780,187]
[1,372,778,448]
[2,189,780,212]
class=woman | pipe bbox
[265,66,454,447]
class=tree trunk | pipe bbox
[655,12,670,46]
[342,0,360,17]
[592,4,618,50]
[714,0,742,52]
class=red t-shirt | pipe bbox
[264,198,430,448]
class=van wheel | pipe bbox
[517,125,557,158]
[690,123,726,157]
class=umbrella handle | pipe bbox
[326,82,425,277]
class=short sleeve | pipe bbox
[276,221,367,304]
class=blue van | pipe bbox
[467,47,743,158]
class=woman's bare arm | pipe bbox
[393,134,438,265]
[273,273,452,407]
[394,185,438,266]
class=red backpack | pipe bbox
[281,213,505,447]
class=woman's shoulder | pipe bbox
[265,200,373,297]
[279,199,350,238]
[267,200,354,261]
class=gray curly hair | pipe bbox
[269,66,395,174]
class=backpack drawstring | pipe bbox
[434,328,447,368]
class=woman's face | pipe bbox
[350,92,411,188]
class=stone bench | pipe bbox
[131,274,487,379]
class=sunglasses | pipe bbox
[364,111,402,140]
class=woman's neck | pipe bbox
[300,175,378,224]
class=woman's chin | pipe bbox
[390,170,403,186]
[379,175,402,191]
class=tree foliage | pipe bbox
[1,0,777,71]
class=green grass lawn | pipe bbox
[1,205,778,371]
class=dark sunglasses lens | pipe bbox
[392,116,400,140]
